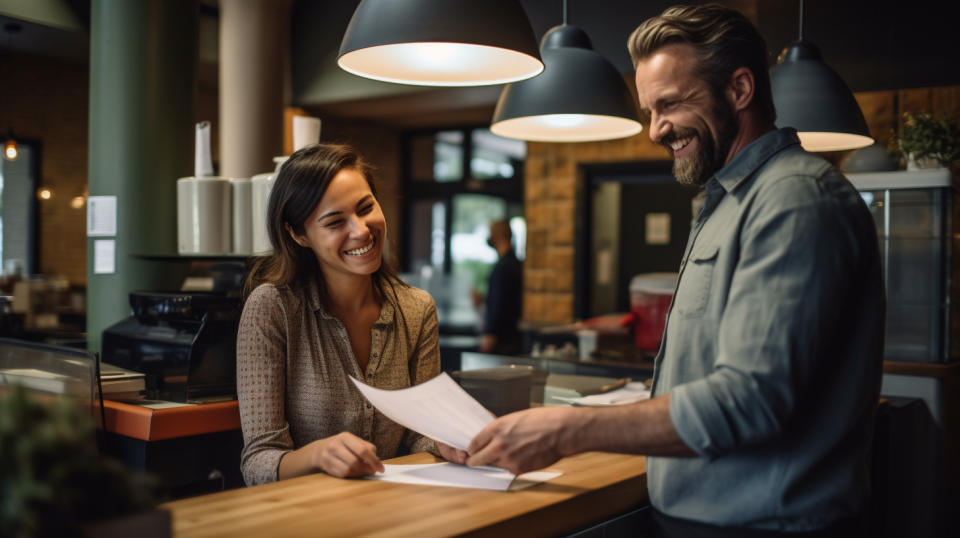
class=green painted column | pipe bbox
[86,0,198,352]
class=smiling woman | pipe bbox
[235,144,462,486]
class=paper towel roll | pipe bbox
[177,176,232,254]
[231,178,252,255]
[251,172,275,255]
[194,121,214,177]
[293,116,321,151]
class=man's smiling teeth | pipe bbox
[345,239,375,256]
[670,137,692,151]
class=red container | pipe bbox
[625,273,677,351]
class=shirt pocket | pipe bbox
[675,243,719,318]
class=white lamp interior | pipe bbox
[797,131,874,152]
[338,43,543,86]
[492,114,643,143]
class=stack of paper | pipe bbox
[552,381,651,406]
[99,362,146,401]
[365,463,560,491]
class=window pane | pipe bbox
[409,131,463,183]
[509,216,526,261]
[407,199,446,273]
[470,128,525,180]
[451,194,506,295]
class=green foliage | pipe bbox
[889,112,960,167]
[456,259,495,295]
[0,386,159,538]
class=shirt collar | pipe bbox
[308,277,395,326]
[713,127,801,193]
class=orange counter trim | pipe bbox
[102,400,240,441]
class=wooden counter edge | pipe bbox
[883,359,960,378]
[466,462,648,537]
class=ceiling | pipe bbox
[1,0,956,129]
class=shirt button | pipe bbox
[372,352,378,358]
[366,403,372,409]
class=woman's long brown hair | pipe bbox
[242,143,406,306]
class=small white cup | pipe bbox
[576,329,598,361]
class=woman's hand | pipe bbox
[310,432,384,478]
[436,441,468,464]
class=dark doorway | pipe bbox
[575,161,698,319]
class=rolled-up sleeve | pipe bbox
[237,285,294,485]
[669,176,855,458]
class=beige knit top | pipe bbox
[236,277,440,486]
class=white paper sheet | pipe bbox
[87,195,117,236]
[364,463,562,491]
[553,382,652,406]
[349,373,494,451]
[93,239,115,274]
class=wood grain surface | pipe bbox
[162,451,648,537]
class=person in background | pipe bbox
[459,4,884,536]
[478,219,523,355]
[237,144,459,485]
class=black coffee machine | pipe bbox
[102,291,241,402]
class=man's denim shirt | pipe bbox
[648,128,884,531]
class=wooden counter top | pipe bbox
[101,400,240,441]
[162,451,648,538]
[883,359,960,378]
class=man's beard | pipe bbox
[664,98,737,187]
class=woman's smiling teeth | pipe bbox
[344,238,375,256]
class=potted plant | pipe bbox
[0,386,167,538]
[889,112,960,170]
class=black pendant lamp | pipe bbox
[338,0,543,87]
[490,2,641,143]
[770,0,872,152]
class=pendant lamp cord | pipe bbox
[798,0,804,41]
[563,0,568,25]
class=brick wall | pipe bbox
[524,85,960,324]
[524,135,670,323]
[0,51,88,285]
[0,51,220,287]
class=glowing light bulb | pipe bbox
[539,114,588,128]
[3,139,18,161]
[37,188,53,200]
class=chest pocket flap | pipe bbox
[691,243,719,262]
[676,243,719,318]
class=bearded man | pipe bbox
[456,4,885,536]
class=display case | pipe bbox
[847,169,954,363]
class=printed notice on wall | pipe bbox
[94,239,115,274]
[596,249,612,285]
[645,213,671,245]
[87,195,117,237]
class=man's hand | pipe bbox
[466,406,581,474]
[310,432,384,478]
[436,441,468,464]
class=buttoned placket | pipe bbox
[362,326,383,428]
[650,179,727,394]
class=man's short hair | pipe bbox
[627,3,776,124]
